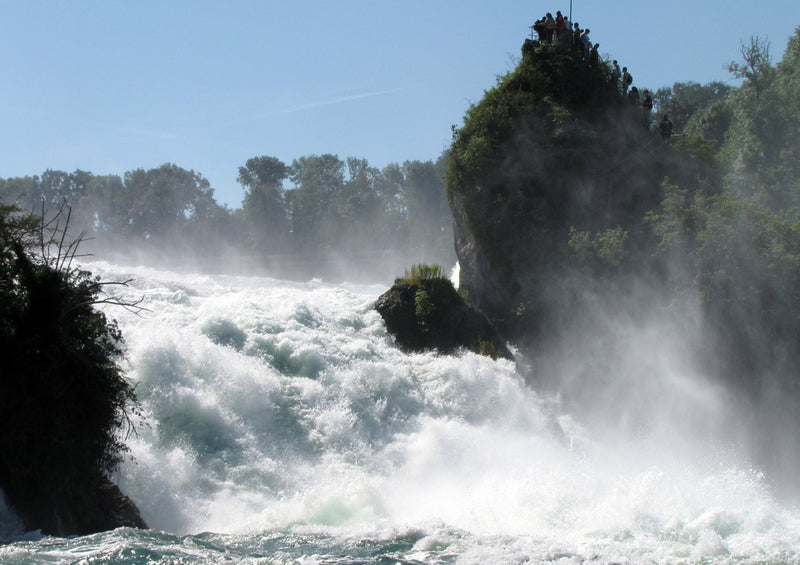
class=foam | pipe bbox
[81,261,800,562]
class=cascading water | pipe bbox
[1,261,799,564]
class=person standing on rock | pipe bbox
[610,60,621,89]
[622,67,633,95]
[589,43,599,67]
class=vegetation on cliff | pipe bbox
[447,39,694,337]
[0,204,145,535]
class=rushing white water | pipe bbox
[2,261,799,564]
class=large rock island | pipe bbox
[446,39,691,342]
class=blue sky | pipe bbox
[2,1,798,207]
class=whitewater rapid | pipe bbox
[2,261,799,564]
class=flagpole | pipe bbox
[569,0,573,22]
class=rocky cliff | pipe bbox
[446,40,690,341]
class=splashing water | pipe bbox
[1,262,799,564]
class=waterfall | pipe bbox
[2,261,798,564]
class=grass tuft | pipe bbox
[400,263,446,285]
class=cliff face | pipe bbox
[447,40,686,340]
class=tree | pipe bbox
[683,98,733,151]
[653,81,731,134]
[0,170,90,216]
[723,34,800,209]
[328,157,382,246]
[238,156,290,256]
[120,164,217,241]
[0,175,40,208]
[74,174,127,239]
[286,154,344,251]
[728,36,774,105]
[374,162,408,243]
[770,27,800,207]
[0,204,143,534]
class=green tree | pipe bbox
[683,98,734,152]
[0,175,40,208]
[0,170,90,216]
[770,26,800,207]
[286,154,345,251]
[728,36,775,104]
[238,155,290,256]
[0,204,141,534]
[647,180,800,381]
[120,164,217,241]
[653,81,732,133]
[722,36,782,204]
[374,162,408,243]
[75,174,127,239]
[328,157,382,247]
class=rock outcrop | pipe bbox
[375,275,512,360]
[446,40,690,340]
[3,478,146,536]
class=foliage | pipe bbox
[446,38,678,334]
[721,34,800,209]
[401,263,446,284]
[238,155,290,256]
[402,155,453,258]
[414,287,435,325]
[728,36,775,103]
[568,225,629,267]
[647,177,800,380]
[0,204,140,533]
[654,81,733,156]
[397,264,450,328]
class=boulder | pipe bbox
[375,276,513,360]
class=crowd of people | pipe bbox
[530,11,670,138]
[531,11,597,60]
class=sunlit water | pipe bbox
[1,262,799,564]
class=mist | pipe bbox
[506,239,800,503]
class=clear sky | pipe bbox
[2,1,798,207]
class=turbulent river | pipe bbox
[1,262,799,564]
